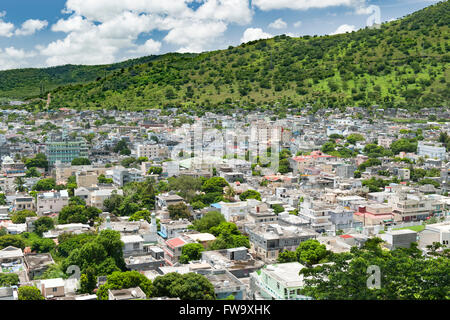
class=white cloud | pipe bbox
[52,16,93,33]
[330,24,356,35]
[252,0,359,11]
[268,18,287,29]
[294,21,302,28]
[240,28,272,43]
[0,47,36,70]
[164,20,228,53]
[127,39,162,57]
[15,19,48,36]
[0,12,14,38]
[40,0,255,65]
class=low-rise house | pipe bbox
[159,219,192,239]
[156,194,184,210]
[24,253,55,280]
[197,269,247,300]
[38,278,66,299]
[0,286,18,300]
[419,221,450,249]
[121,235,145,257]
[380,229,418,250]
[249,262,312,300]
[201,247,265,278]
[108,287,147,300]
[245,223,317,261]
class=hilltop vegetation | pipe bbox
[0,55,163,99]
[2,1,449,114]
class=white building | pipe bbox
[36,190,69,215]
[417,141,446,160]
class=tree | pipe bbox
[0,234,26,249]
[153,272,215,300]
[14,177,26,192]
[79,267,98,294]
[95,229,126,271]
[71,158,91,165]
[25,167,41,178]
[0,193,6,205]
[98,174,113,184]
[24,153,48,170]
[179,243,205,264]
[168,203,191,220]
[69,196,86,206]
[18,286,45,300]
[272,204,285,214]
[390,138,417,155]
[128,210,151,222]
[11,210,37,224]
[31,237,56,253]
[201,177,229,194]
[191,211,225,233]
[34,216,55,236]
[299,239,450,300]
[277,250,298,263]
[321,141,336,154]
[239,189,261,201]
[148,167,162,175]
[96,271,155,300]
[33,178,56,191]
[346,133,365,145]
[296,239,330,266]
[0,273,19,286]
[58,205,88,224]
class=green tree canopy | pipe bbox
[71,158,91,166]
[18,286,45,300]
[239,189,262,201]
[179,243,205,264]
[10,210,37,224]
[96,271,155,300]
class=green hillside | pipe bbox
[3,1,450,114]
[0,55,164,99]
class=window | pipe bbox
[52,288,58,292]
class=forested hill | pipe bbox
[3,0,450,114]
[0,54,169,99]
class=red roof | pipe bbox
[339,235,354,239]
[292,151,333,162]
[166,237,186,248]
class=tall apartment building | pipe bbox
[45,133,88,166]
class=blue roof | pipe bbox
[211,203,221,209]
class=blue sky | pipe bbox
[0,0,442,70]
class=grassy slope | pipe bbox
[2,1,449,112]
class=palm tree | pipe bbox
[224,186,236,202]
[15,177,26,192]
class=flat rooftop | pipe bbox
[262,262,306,287]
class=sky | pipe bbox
[0,0,442,70]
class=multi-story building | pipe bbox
[417,141,446,160]
[36,190,69,215]
[298,199,333,233]
[112,167,143,187]
[249,262,312,300]
[137,143,167,160]
[45,134,88,166]
[245,223,316,261]
[388,192,434,222]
